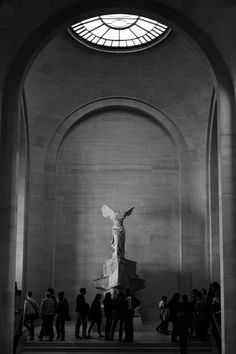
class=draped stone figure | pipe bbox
[102,205,135,258]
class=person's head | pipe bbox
[182,294,188,302]
[47,287,54,296]
[105,292,112,300]
[117,291,124,298]
[80,288,86,295]
[172,293,180,301]
[192,288,198,296]
[196,291,202,300]
[201,288,207,296]
[58,291,64,300]
[162,295,167,302]
[45,291,51,298]
[95,293,102,302]
[27,291,32,298]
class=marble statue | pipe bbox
[102,205,135,258]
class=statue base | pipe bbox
[94,256,145,293]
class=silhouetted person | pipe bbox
[39,291,56,342]
[47,287,57,307]
[103,292,113,340]
[75,288,88,339]
[110,291,126,341]
[88,293,103,338]
[169,293,180,343]
[195,291,208,340]
[23,291,39,340]
[189,289,199,336]
[176,304,189,354]
[156,295,169,334]
[181,294,193,337]
[211,288,221,324]
[124,288,140,342]
[55,292,69,341]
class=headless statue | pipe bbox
[102,205,135,258]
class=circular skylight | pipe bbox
[68,14,171,52]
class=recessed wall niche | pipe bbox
[54,107,180,322]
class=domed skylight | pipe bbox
[69,14,171,52]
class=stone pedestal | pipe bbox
[94,256,145,293]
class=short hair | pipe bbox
[80,288,86,294]
[47,287,54,295]
[27,291,32,297]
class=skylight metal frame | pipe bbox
[68,14,171,53]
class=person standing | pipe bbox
[39,291,56,342]
[169,293,180,343]
[103,292,113,340]
[55,292,69,341]
[23,291,39,340]
[87,293,103,338]
[75,288,88,339]
[156,295,169,334]
[124,288,140,342]
[195,291,208,340]
[110,291,126,341]
[176,304,189,354]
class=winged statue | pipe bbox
[102,205,135,258]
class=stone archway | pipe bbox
[0,1,235,353]
[43,97,190,318]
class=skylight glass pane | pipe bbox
[83,32,92,39]
[133,38,141,45]
[86,34,95,42]
[72,24,83,31]
[93,25,108,37]
[144,35,152,42]
[71,22,81,28]
[79,29,88,37]
[97,38,106,45]
[127,40,134,47]
[75,27,87,34]
[105,40,112,46]
[137,19,155,31]
[84,19,103,31]
[119,28,136,40]
[103,28,119,40]
[119,41,127,47]
[131,25,146,37]
[153,27,164,35]
[139,37,146,44]
[92,36,100,44]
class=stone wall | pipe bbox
[55,108,180,321]
[23,28,213,321]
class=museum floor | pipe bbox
[21,322,213,354]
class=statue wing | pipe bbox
[124,207,135,218]
[102,205,115,219]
